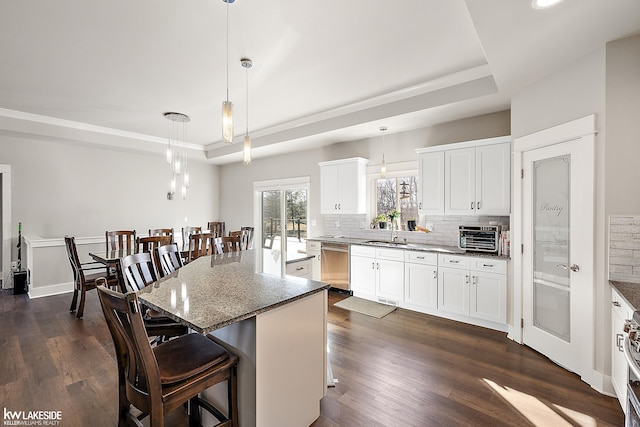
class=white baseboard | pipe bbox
[28,281,73,299]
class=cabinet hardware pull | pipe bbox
[338,203,341,210]
[433,271,437,279]
[372,262,375,269]
[617,333,624,352]
[613,301,621,307]
[296,267,304,271]
[471,201,475,210]
[477,201,481,210]
[417,256,425,259]
[465,275,469,284]
[419,202,422,209]
[472,276,477,285]
[449,260,459,264]
[376,263,380,270]
[334,203,337,210]
[483,264,494,267]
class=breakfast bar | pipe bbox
[137,250,330,427]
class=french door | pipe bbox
[518,117,595,381]
[254,178,310,276]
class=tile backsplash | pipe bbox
[610,215,640,283]
[322,214,510,248]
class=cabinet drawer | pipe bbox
[438,254,469,269]
[306,241,321,254]
[611,287,632,320]
[286,259,312,277]
[470,258,507,274]
[376,247,405,261]
[404,250,438,265]
[350,245,375,257]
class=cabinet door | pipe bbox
[418,151,445,214]
[404,262,438,310]
[475,143,510,215]
[320,164,339,213]
[445,148,476,215]
[376,259,404,302]
[350,255,377,300]
[336,162,359,213]
[612,289,630,410]
[469,271,506,324]
[438,267,469,315]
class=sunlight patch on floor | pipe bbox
[482,378,597,427]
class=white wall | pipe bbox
[511,46,609,378]
[219,110,511,235]
[0,133,220,258]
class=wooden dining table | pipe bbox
[136,249,330,427]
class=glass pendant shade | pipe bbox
[222,100,233,143]
[381,155,386,178]
[166,146,173,164]
[243,135,251,164]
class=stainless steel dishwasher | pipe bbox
[320,242,350,291]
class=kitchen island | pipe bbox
[138,250,330,427]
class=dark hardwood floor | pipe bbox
[0,289,624,426]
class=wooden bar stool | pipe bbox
[155,243,184,277]
[97,286,238,427]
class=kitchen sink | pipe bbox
[363,240,462,253]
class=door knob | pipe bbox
[557,263,580,272]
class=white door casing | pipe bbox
[512,115,595,385]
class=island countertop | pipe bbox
[137,250,330,334]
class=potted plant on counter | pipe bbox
[375,214,387,229]
[407,218,417,231]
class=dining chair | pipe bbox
[207,222,225,238]
[187,232,216,262]
[118,252,187,340]
[136,235,172,268]
[155,243,184,277]
[219,235,242,253]
[96,286,238,427]
[148,228,174,243]
[106,230,136,251]
[64,236,118,319]
[181,226,202,252]
[229,230,248,251]
[240,226,255,249]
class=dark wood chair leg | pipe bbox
[69,288,78,312]
[76,288,87,319]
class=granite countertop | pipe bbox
[307,236,510,260]
[137,250,329,334]
[610,280,640,310]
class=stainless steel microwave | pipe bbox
[458,225,500,253]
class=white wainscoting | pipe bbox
[24,235,105,298]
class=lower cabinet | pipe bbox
[350,245,404,304]
[612,287,631,411]
[285,258,312,279]
[403,251,438,311]
[350,245,508,331]
[438,254,507,326]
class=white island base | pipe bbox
[202,290,328,427]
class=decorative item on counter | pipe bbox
[415,225,430,233]
[407,218,417,231]
[375,214,387,229]
[386,210,401,231]
[499,230,511,256]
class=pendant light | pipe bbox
[241,58,253,164]
[164,112,190,200]
[221,0,234,143]
[380,126,387,178]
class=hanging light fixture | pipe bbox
[164,112,190,200]
[241,58,253,164]
[379,126,388,178]
[221,0,234,143]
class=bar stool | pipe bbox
[97,286,238,427]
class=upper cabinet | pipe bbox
[416,136,511,216]
[319,157,369,214]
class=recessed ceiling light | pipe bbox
[531,0,564,9]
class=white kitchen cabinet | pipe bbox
[285,258,312,279]
[403,251,439,312]
[417,151,445,215]
[612,287,631,411]
[350,245,377,300]
[306,240,321,281]
[438,254,507,326]
[350,245,404,304]
[319,157,368,214]
[445,141,510,215]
